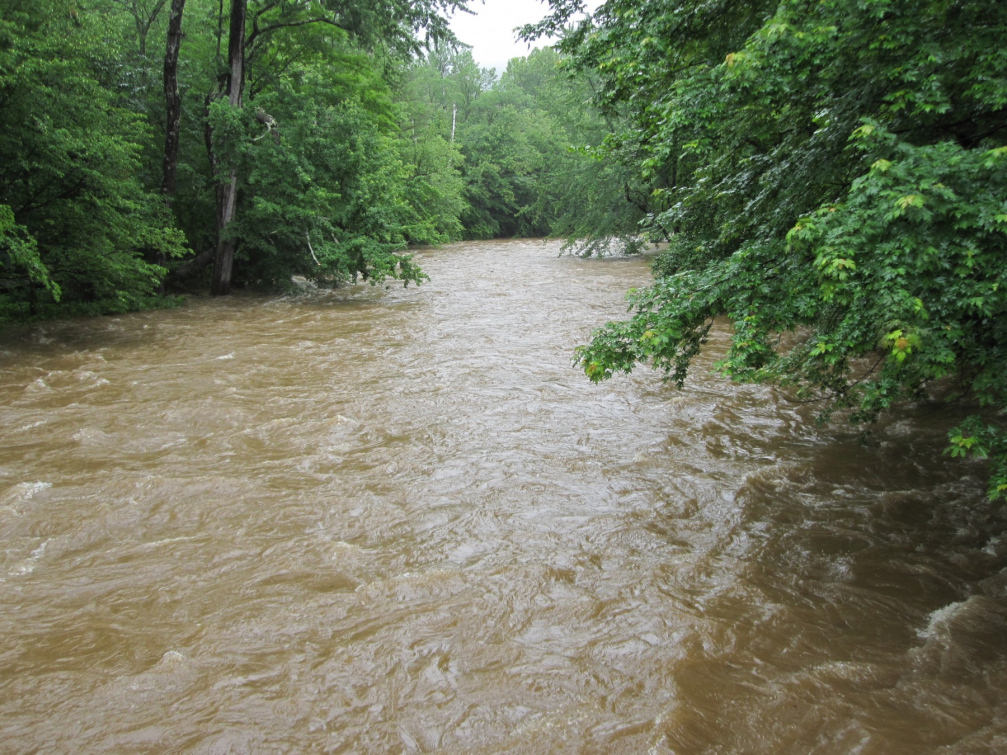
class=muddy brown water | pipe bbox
[1,239,1006,753]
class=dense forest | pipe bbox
[0,0,644,322]
[2,0,1006,494]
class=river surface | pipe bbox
[1,239,1006,753]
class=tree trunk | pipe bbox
[161,0,186,199]
[168,246,216,281]
[209,0,246,297]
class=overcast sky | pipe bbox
[448,0,601,74]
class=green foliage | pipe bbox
[1,0,635,319]
[0,0,188,322]
[223,77,429,288]
[398,48,526,240]
[552,0,1007,497]
[0,0,482,323]
[401,45,640,247]
[395,49,474,243]
[0,204,57,300]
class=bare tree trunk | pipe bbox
[152,0,186,293]
[161,0,186,199]
[209,0,246,297]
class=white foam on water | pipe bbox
[917,600,968,642]
[914,595,1001,648]
[25,377,50,393]
[9,540,49,577]
[71,427,114,444]
[984,536,1001,557]
[19,481,51,498]
[139,535,199,549]
[1,481,52,511]
[157,650,186,667]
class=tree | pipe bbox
[206,0,246,296]
[499,48,653,255]
[401,45,628,244]
[528,0,1007,497]
[0,0,186,320]
[395,51,472,244]
[161,0,186,200]
[202,0,471,295]
[223,55,429,289]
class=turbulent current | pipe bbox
[2,239,1006,753]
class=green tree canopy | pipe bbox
[529,0,1007,497]
[0,0,476,318]
[400,45,640,245]
[0,0,187,319]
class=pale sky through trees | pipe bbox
[449,0,601,73]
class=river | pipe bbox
[1,239,1006,752]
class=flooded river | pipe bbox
[2,239,1006,752]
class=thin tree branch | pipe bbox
[305,231,321,266]
[246,17,350,52]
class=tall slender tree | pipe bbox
[208,0,246,296]
[161,0,186,200]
